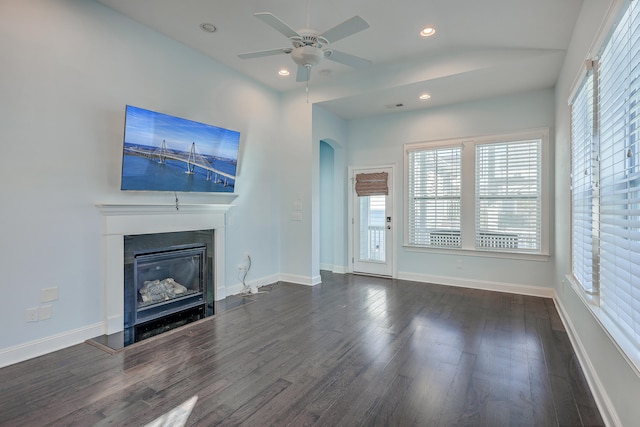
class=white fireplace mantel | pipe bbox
[98,203,232,335]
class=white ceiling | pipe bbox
[97,0,584,119]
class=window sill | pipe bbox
[566,274,640,379]
[403,244,550,262]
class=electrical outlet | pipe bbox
[456,259,463,269]
[39,305,52,320]
[26,307,38,322]
[40,287,58,303]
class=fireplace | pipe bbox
[123,231,213,345]
[97,203,232,349]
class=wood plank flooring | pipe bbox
[0,272,604,426]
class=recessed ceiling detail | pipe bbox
[199,23,217,33]
[420,27,436,37]
[98,0,585,118]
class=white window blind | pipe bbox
[475,140,542,252]
[598,0,640,349]
[571,73,596,293]
[407,146,461,247]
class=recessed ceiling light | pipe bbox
[199,23,217,33]
[278,69,290,76]
[420,27,436,37]
[419,93,431,100]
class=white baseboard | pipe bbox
[0,322,103,368]
[397,271,555,298]
[223,273,281,298]
[320,264,347,274]
[553,294,621,427]
[279,273,321,286]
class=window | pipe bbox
[406,131,547,255]
[571,73,596,294]
[476,140,541,252]
[570,0,640,367]
[407,145,462,247]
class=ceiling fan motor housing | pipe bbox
[291,45,323,67]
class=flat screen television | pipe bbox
[120,105,240,193]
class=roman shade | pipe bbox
[355,172,388,197]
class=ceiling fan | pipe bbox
[237,9,371,82]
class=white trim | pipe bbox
[404,128,550,256]
[565,275,640,378]
[397,271,554,298]
[319,263,347,274]
[97,203,235,216]
[0,322,103,368]
[567,0,629,106]
[226,273,281,296]
[348,164,397,278]
[403,244,550,261]
[98,203,230,335]
[279,273,322,286]
[553,290,622,427]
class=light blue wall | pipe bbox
[312,105,349,274]
[0,0,281,359]
[347,89,556,289]
[319,141,335,270]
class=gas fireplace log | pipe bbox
[139,278,188,303]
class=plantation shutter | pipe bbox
[571,73,596,293]
[475,140,541,252]
[598,0,640,347]
[407,146,462,247]
[355,172,388,196]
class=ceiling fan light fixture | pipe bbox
[291,45,323,67]
[420,27,436,37]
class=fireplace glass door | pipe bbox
[131,244,206,340]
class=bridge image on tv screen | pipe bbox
[120,105,240,193]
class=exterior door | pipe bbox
[352,167,393,276]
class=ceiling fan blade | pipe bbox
[254,12,301,39]
[320,16,369,44]
[237,48,292,59]
[324,50,372,69]
[296,65,311,82]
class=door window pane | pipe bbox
[359,195,386,262]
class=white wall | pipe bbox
[554,0,640,425]
[0,0,282,363]
[346,89,556,293]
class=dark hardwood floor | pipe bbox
[0,272,604,426]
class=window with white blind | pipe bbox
[476,140,541,252]
[407,145,462,247]
[571,73,596,294]
[569,0,640,368]
[406,131,547,255]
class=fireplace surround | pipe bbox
[98,203,232,344]
[124,232,212,345]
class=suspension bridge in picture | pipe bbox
[124,140,235,186]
